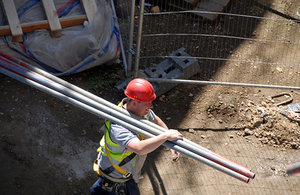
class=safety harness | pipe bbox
[93,100,148,193]
[94,120,137,178]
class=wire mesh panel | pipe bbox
[129,0,300,89]
[114,0,300,195]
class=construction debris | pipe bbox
[117,47,200,97]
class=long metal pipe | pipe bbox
[146,78,300,91]
[0,59,250,183]
[134,0,145,78]
[110,0,128,77]
[126,0,136,79]
[1,54,254,179]
[0,51,255,179]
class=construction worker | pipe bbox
[90,78,183,195]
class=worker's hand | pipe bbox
[163,129,182,162]
[171,149,181,162]
[164,129,183,141]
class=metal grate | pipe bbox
[114,0,300,194]
[116,0,300,90]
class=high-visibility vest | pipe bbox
[98,120,138,168]
[97,101,147,173]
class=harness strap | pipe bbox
[103,120,137,178]
[93,159,132,183]
[105,144,135,178]
[102,152,136,176]
[119,152,137,166]
[100,167,132,183]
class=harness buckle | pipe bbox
[123,172,131,178]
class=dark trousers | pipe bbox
[90,176,140,195]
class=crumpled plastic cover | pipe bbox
[0,0,120,76]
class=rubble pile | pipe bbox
[206,90,300,150]
[235,96,300,149]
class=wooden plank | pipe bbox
[1,0,23,42]
[41,0,62,37]
[81,0,98,23]
[0,15,88,36]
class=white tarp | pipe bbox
[0,0,120,76]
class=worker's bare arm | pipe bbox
[126,130,183,155]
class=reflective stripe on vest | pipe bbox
[103,120,137,166]
[97,100,148,169]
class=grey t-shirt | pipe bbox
[98,98,156,183]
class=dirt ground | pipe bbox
[1,0,300,195]
[1,65,300,195]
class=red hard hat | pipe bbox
[124,78,156,102]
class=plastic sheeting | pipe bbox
[0,0,120,76]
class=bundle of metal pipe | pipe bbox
[0,50,255,183]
